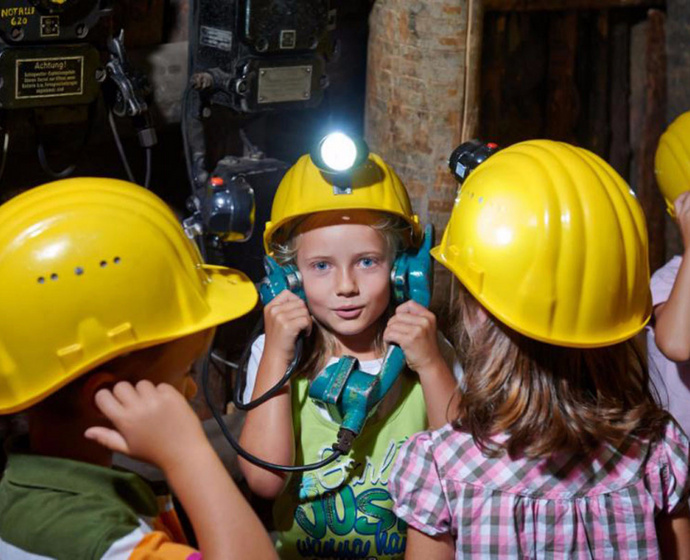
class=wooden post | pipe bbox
[664,0,690,257]
[587,11,610,158]
[631,10,667,272]
[609,13,630,179]
[482,13,507,141]
[666,0,690,123]
[546,11,578,143]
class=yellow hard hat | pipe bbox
[0,178,258,414]
[655,111,690,216]
[433,140,651,348]
[264,153,420,253]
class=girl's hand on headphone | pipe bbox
[263,290,312,364]
[383,301,445,376]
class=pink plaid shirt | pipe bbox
[390,420,690,559]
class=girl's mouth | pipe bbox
[334,306,364,319]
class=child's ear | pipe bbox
[79,372,118,417]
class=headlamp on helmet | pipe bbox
[310,132,370,194]
[448,140,501,185]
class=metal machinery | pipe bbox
[182,0,335,280]
[0,0,155,184]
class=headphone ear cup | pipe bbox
[287,266,304,297]
[390,254,409,306]
[259,258,307,304]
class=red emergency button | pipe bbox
[210,176,224,187]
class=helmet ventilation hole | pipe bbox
[114,257,121,264]
[75,267,84,276]
[100,260,107,268]
[37,277,45,284]
[50,273,58,281]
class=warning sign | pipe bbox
[15,56,83,99]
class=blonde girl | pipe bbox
[238,152,462,559]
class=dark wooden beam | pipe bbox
[546,11,578,143]
[633,10,667,272]
[666,0,690,123]
[481,13,507,140]
[664,0,690,256]
[485,0,663,11]
[609,13,631,179]
[587,10,610,158]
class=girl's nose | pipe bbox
[336,267,359,296]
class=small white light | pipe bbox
[320,133,357,172]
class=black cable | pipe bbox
[232,317,304,411]
[201,350,343,472]
[180,84,209,260]
[37,142,76,179]
[181,84,197,194]
[184,0,203,195]
[34,103,97,179]
[239,127,263,159]
[108,110,136,183]
[210,351,238,370]
[144,147,152,189]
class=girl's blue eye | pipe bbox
[359,257,377,268]
[313,261,330,271]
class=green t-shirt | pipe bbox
[273,373,428,560]
[0,451,196,559]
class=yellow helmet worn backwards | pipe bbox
[433,140,651,348]
[0,178,258,414]
[264,153,420,253]
[655,110,690,217]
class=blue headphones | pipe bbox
[258,224,434,451]
[259,224,432,308]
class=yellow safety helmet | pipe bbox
[0,178,258,414]
[433,140,651,348]
[655,111,690,217]
[264,153,421,253]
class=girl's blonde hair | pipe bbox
[269,210,412,378]
[453,284,670,459]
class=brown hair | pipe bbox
[453,285,670,459]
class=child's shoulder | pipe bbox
[647,418,690,471]
[1,454,153,558]
[651,256,684,307]
[251,333,266,353]
[642,419,690,514]
[652,255,683,283]
[399,423,473,467]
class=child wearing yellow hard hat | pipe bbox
[0,179,276,560]
[647,111,690,438]
[390,140,690,557]
[238,150,463,559]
